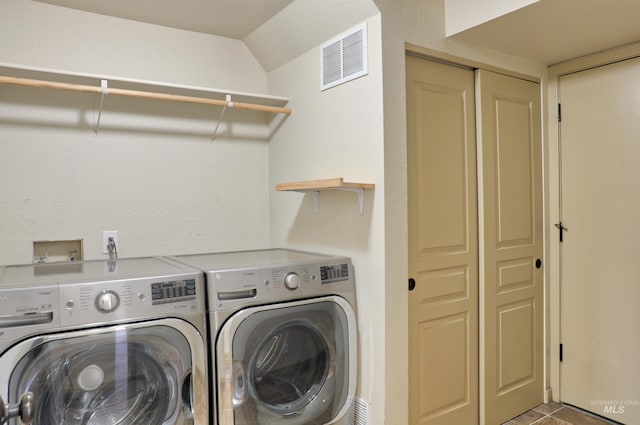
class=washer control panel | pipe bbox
[59,274,202,327]
[151,279,197,305]
[0,286,59,341]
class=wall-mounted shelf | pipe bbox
[276,178,375,215]
[0,63,291,138]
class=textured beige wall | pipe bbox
[0,0,272,264]
[267,13,385,422]
[373,1,546,424]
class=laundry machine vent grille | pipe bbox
[347,396,370,425]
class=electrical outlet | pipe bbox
[102,230,118,254]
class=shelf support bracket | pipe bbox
[339,187,366,215]
[212,94,233,141]
[313,191,320,214]
[95,79,108,135]
[306,188,366,215]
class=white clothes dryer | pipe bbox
[168,249,357,425]
[0,257,208,425]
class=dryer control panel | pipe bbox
[207,259,354,312]
[320,263,350,284]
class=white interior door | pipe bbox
[559,56,640,424]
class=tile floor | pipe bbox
[502,402,620,425]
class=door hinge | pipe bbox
[555,222,567,242]
[557,103,562,122]
[560,343,563,362]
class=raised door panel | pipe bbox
[417,313,471,419]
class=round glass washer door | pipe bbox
[218,297,354,425]
[7,324,195,425]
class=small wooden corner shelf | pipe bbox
[276,178,374,191]
[276,178,375,215]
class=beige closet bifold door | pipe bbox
[476,70,543,425]
[559,56,640,424]
[407,58,543,425]
[407,55,479,425]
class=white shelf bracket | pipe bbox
[95,79,108,135]
[339,187,366,215]
[313,190,320,214]
[212,94,233,141]
[304,188,366,215]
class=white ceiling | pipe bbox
[35,0,640,70]
[32,0,380,72]
[34,0,294,40]
[449,0,640,65]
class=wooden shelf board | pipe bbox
[0,63,290,109]
[276,178,375,192]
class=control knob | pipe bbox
[95,290,120,313]
[283,272,302,290]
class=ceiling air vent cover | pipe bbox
[320,22,368,91]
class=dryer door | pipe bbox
[216,296,356,425]
[0,319,204,425]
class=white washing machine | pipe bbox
[168,249,357,425]
[0,257,208,425]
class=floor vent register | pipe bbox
[348,396,371,425]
